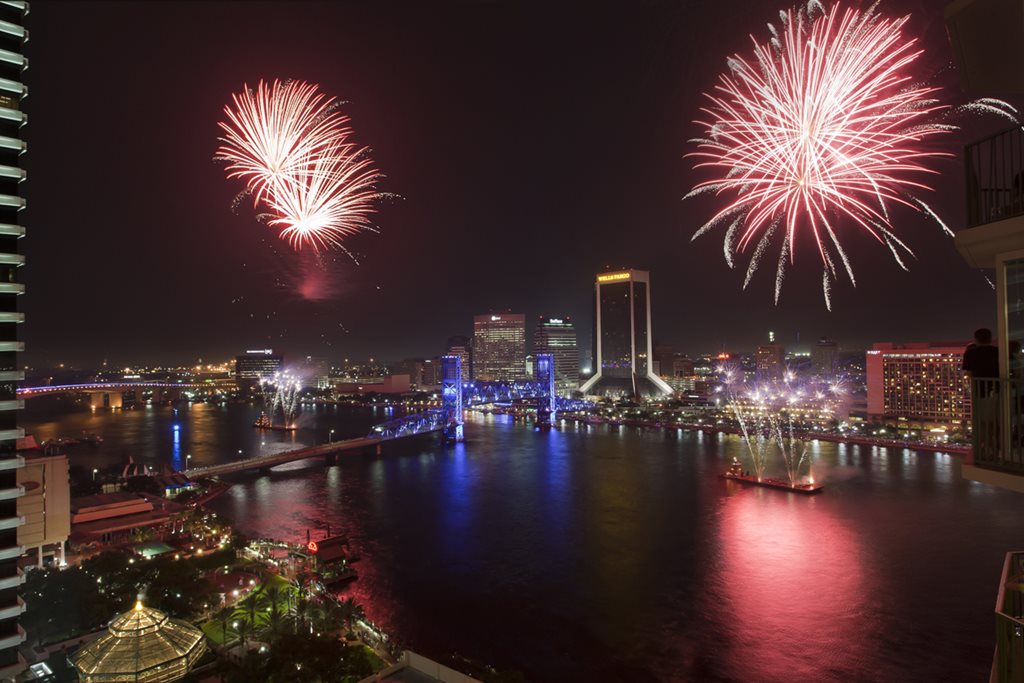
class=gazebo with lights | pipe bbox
[71,600,207,683]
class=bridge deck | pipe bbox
[184,428,443,479]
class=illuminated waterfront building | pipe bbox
[756,343,786,382]
[580,269,671,398]
[866,342,971,426]
[473,313,526,382]
[0,3,27,677]
[234,349,283,382]
[534,316,579,390]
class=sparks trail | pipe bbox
[216,79,383,253]
[686,0,1017,309]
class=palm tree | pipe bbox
[290,593,311,635]
[231,593,263,646]
[337,597,365,635]
[214,606,235,647]
[262,583,290,634]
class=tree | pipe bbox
[262,583,291,635]
[214,606,236,646]
[336,597,365,635]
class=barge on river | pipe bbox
[722,460,824,494]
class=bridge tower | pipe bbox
[535,353,555,429]
[441,354,464,442]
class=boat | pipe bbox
[252,413,297,431]
[722,458,823,494]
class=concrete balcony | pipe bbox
[0,254,24,266]
[0,597,25,623]
[0,195,24,210]
[0,429,23,443]
[0,312,24,324]
[0,568,24,592]
[0,20,24,41]
[0,78,23,98]
[0,650,25,682]
[0,625,27,653]
[0,485,23,502]
[0,371,22,382]
[0,545,23,563]
[0,516,24,533]
[0,284,24,296]
[0,48,23,68]
[0,457,22,473]
[0,136,24,154]
[0,342,24,354]
[0,224,23,238]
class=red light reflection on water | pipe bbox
[713,488,867,681]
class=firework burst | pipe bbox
[216,79,382,252]
[687,1,1016,308]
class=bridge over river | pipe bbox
[184,408,447,479]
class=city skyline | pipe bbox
[16,0,1005,367]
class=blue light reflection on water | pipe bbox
[21,400,1021,682]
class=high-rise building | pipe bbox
[393,358,426,386]
[300,356,330,389]
[866,342,971,426]
[534,317,579,390]
[18,452,70,568]
[0,3,26,676]
[473,313,526,382]
[652,343,674,378]
[422,357,442,386]
[234,349,284,382]
[446,335,471,381]
[672,354,695,378]
[580,269,672,398]
[756,342,786,381]
[811,338,839,378]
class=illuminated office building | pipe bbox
[234,349,283,382]
[534,316,579,390]
[580,269,671,398]
[473,313,526,382]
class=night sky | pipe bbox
[20,0,1007,367]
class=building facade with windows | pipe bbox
[472,314,525,382]
[234,349,283,382]
[534,316,579,391]
[865,342,971,427]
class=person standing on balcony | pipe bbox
[963,328,999,460]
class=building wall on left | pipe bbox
[0,1,29,678]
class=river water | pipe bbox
[23,399,1020,682]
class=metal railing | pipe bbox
[996,551,1024,682]
[971,377,1024,472]
[967,126,1024,229]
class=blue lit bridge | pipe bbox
[184,355,582,478]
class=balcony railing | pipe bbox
[996,551,1024,682]
[971,377,1024,472]
[966,126,1024,228]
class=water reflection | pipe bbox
[20,400,1024,682]
[712,490,866,682]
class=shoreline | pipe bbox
[560,416,972,456]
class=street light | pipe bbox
[92,468,98,481]
[329,429,335,443]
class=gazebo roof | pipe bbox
[72,601,207,683]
